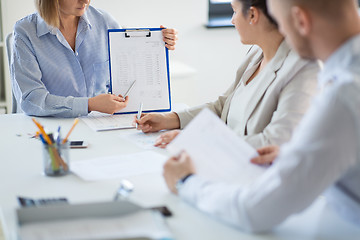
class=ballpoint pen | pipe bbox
[123,80,137,98]
[56,126,61,144]
[135,102,143,129]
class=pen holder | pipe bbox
[43,142,70,176]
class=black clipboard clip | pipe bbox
[125,29,151,38]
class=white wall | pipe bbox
[2,0,249,107]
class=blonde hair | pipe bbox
[35,0,91,28]
[36,0,60,28]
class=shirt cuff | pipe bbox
[72,97,89,117]
[178,175,205,204]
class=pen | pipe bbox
[62,118,79,144]
[38,134,47,144]
[136,102,143,129]
[56,126,61,144]
[123,80,137,98]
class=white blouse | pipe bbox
[227,60,264,133]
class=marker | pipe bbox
[136,102,143,129]
[123,80,137,98]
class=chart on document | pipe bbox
[108,29,171,114]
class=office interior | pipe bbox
[0,0,248,111]
[1,0,360,240]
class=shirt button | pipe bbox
[75,51,79,56]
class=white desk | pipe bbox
[1,114,360,240]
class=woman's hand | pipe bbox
[161,25,178,50]
[154,130,181,148]
[163,151,196,194]
[134,112,180,133]
[250,145,280,165]
[88,94,129,114]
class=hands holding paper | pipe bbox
[134,112,180,133]
[163,145,279,195]
[88,94,129,114]
[250,145,280,165]
[161,25,178,50]
[163,152,196,194]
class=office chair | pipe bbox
[5,32,17,113]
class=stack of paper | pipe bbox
[167,109,267,186]
[81,111,135,131]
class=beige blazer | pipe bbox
[176,41,319,148]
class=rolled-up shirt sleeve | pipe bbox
[179,83,359,232]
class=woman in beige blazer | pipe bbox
[135,0,319,148]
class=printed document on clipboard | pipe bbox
[108,28,171,114]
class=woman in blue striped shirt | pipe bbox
[11,0,178,117]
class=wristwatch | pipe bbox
[175,173,194,191]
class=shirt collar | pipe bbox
[36,10,92,38]
[36,13,56,37]
[318,34,360,87]
[80,10,92,29]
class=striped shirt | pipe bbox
[11,6,119,117]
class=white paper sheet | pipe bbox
[80,111,135,131]
[167,109,267,186]
[109,29,170,113]
[20,210,173,240]
[71,151,167,181]
[119,131,164,150]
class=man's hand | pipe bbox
[163,151,196,194]
[251,145,280,165]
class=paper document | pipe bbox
[167,109,267,186]
[119,131,164,150]
[19,210,172,240]
[81,111,135,131]
[71,151,167,181]
[108,28,171,114]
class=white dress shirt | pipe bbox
[179,34,360,232]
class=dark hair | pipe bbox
[238,0,278,27]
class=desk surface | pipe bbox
[1,114,360,240]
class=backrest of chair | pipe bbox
[5,32,17,113]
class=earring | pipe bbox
[249,22,252,25]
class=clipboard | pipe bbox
[108,28,172,114]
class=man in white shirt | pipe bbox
[162,0,360,232]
